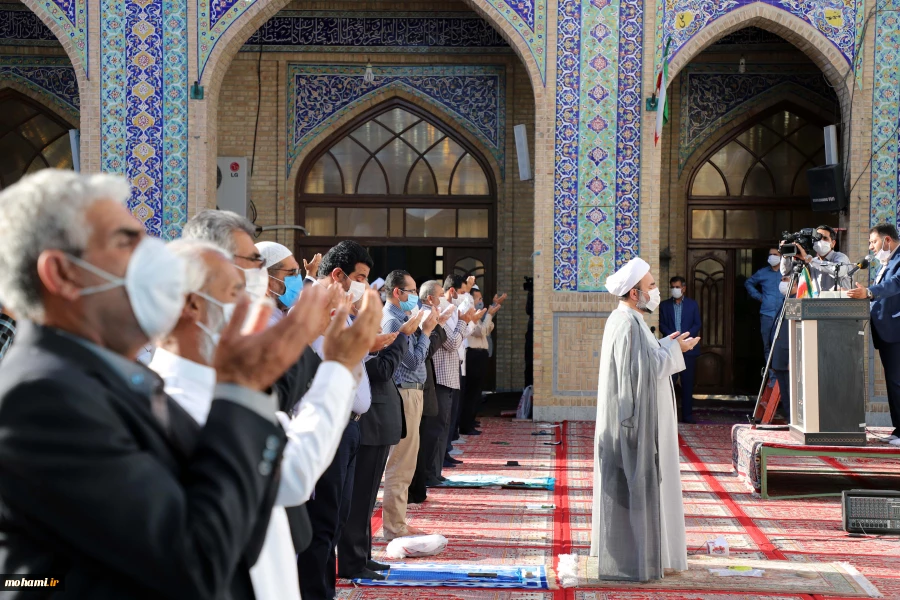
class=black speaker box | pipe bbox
[807,164,847,212]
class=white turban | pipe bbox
[605,257,650,296]
[255,241,293,269]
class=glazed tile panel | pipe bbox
[554,0,642,292]
[286,65,506,179]
[33,0,87,74]
[0,55,79,122]
[871,0,900,230]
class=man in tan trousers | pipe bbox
[380,270,441,540]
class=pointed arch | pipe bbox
[18,0,88,89]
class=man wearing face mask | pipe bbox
[150,240,372,600]
[0,170,373,599]
[459,285,503,435]
[591,257,698,582]
[847,224,900,446]
[257,241,304,322]
[298,240,375,600]
[780,225,851,292]
[746,248,787,368]
[658,276,702,423]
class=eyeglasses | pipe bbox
[271,267,300,277]
[234,254,265,268]
[399,288,417,295]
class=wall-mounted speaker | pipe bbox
[514,124,532,181]
[807,164,847,212]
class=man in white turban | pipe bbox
[589,257,698,581]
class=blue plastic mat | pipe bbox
[439,475,555,490]
[351,563,550,589]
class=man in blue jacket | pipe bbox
[847,224,900,445]
[659,276,702,422]
[745,248,785,368]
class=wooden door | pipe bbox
[688,248,734,395]
[443,247,497,391]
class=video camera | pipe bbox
[779,228,822,257]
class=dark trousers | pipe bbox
[423,384,453,479]
[409,413,432,501]
[446,377,464,453]
[761,314,775,369]
[460,349,489,432]
[337,443,390,577]
[672,354,696,421]
[297,420,360,600]
[877,339,900,436]
[773,369,791,422]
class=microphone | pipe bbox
[847,256,872,277]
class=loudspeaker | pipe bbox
[807,164,846,212]
[514,124,532,181]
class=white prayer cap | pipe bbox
[471,284,480,291]
[605,257,650,296]
[371,277,385,290]
[255,241,293,268]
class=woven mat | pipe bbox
[350,563,551,589]
[573,554,881,597]
[440,475,555,489]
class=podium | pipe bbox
[785,298,869,446]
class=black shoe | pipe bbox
[442,460,458,468]
[445,455,463,465]
[425,478,444,487]
[474,420,482,427]
[460,429,482,436]
[340,567,385,581]
[408,494,428,504]
[368,560,391,572]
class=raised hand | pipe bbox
[398,313,422,336]
[322,289,382,370]
[487,303,502,316]
[421,307,439,335]
[370,331,399,353]
[303,253,322,279]
[473,308,487,321]
[493,292,508,306]
[466,275,476,290]
[669,331,699,353]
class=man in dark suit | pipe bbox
[0,170,380,598]
[658,275,702,423]
[409,316,449,501]
[847,223,900,445]
[337,330,409,580]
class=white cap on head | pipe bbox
[255,241,293,269]
[605,257,650,296]
[471,284,480,291]
[371,278,385,290]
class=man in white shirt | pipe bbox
[150,239,378,600]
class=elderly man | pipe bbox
[0,170,372,598]
[257,241,304,317]
[590,257,697,582]
[150,239,374,600]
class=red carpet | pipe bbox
[335,418,900,599]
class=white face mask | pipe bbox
[767,255,781,267]
[876,238,893,263]
[671,288,683,299]
[70,237,186,340]
[241,266,269,300]
[637,287,661,313]
[439,297,452,312]
[814,240,832,257]
[193,290,236,356]
[779,281,791,296]
[348,280,367,303]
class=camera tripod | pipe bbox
[749,261,805,425]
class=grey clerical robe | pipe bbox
[589,302,688,581]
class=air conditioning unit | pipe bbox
[216,157,249,217]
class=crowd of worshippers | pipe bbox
[0,170,508,600]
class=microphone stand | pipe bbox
[750,261,804,425]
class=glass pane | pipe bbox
[329,138,368,193]
[305,207,335,236]
[303,154,342,194]
[350,120,394,153]
[336,208,388,237]
[25,155,47,174]
[791,209,819,232]
[812,148,826,167]
[376,138,418,195]
[762,142,807,196]
[458,208,489,238]
[788,124,826,157]
[737,124,780,157]
[709,142,755,195]
[726,209,774,240]
[0,132,32,185]
[357,159,387,194]
[0,99,37,126]
[775,210,792,236]
[450,154,489,195]
[41,135,73,170]
[18,114,64,149]
[406,208,456,238]
[692,209,724,239]
[435,259,443,275]
[389,207,404,237]
[743,163,774,196]
[764,111,804,137]
[692,162,727,196]
[794,163,812,196]
[454,257,485,291]
[376,108,420,133]
[425,138,466,195]
[406,158,437,194]
[401,122,441,153]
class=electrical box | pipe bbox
[216,157,249,217]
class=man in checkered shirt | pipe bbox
[0,306,15,363]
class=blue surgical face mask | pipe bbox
[271,273,303,308]
[475,301,485,310]
[400,293,419,312]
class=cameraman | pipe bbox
[780,225,851,292]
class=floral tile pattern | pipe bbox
[870,0,900,230]
[0,55,79,122]
[286,65,506,179]
[33,0,87,75]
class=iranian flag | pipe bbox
[654,38,672,146]
[796,266,819,299]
